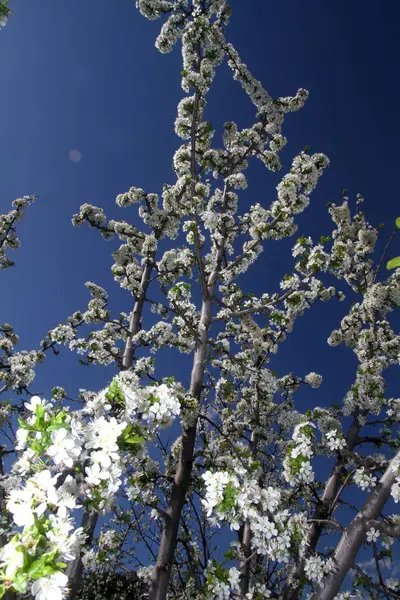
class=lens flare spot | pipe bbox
[69,150,82,162]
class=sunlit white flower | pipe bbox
[0,540,25,577]
[31,572,68,600]
[366,527,380,543]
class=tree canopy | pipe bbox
[1,2,400,600]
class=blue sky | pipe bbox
[1,0,400,587]
[2,0,399,402]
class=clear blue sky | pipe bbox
[1,0,400,411]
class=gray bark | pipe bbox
[148,295,212,600]
[239,521,253,598]
[281,419,360,600]
[310,449,400,600]
[239,426,260,598]
[66,511,98,600]
[148,181,230,600]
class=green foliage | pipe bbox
[0,1,11,18]
[223,548,236,561]
[118,424,144,452]
[17,407,70,456]
[386,218,400,270]
[208,560,229,584]
[387,256,400,271]
[353,571,370,587]
[28,550,61,580]
[217,481,238,513]
[105,379,125,408]
[11,571,28,593]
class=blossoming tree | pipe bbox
[1,2,400,600]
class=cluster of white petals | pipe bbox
[283,422,315,485]
[0,369,181,598]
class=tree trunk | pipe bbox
[148,296,212,600]
[310,449,400,600]
[66,511,98,600]
[281,419,360,600]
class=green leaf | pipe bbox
[0,584,5,599]
[47,422,70,432]
[28,559,53,579]
[320,235,331,244]
[118,424,144,448]
[12,572,28,593]
[0,0,11,18]
[17,418,35,431]
[223,549,236,561]
[54,411,69,423]
[30,565,56,579]
[218,481,238,512]
[125,435,145,445]
[387,256,400,270]
[105,379,125,407]
[396,217,400,229]
[34,403,46,429]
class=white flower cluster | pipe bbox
[0,195,37,269]
[201,470,232,518]
[245,583,272,600]
[283,422,315,485]
[157,248,194,284]
[0,397,84,600]
[333,592,363,600]
[353,467,377,491]
[304,554,335,585]
[327,196,378,292]
[246,152,329,246]
[0,322,44,394]
[1,369,183,599]
[115,186,145,207]
[325,429,346,452]
[201,468,309,563]
[7,349,44,389]
[84,415,126,509]
[391,475,400,503]
[203,564,241,600]
[113,372,182,428]
[49,324,75,344]
[304,372,323,389]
